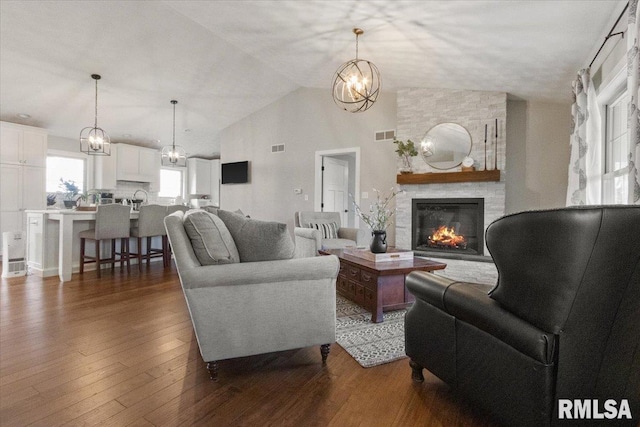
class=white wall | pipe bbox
[218,87,398,242]
[505,100,571,213]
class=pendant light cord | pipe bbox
[94,78,99,128]
[355,33,359,61]
[172,101,176,150]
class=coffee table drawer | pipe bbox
[360,270,378,290]
[347,265,360,282]
[355,284,365,304]
[337,275,349,294]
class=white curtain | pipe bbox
[567,69,602,205]
[627,0,640,204]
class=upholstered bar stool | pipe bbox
[130,204,169,270]
[165,205,189,266]
[79,204,132,278]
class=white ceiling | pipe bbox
[0,0,624,158]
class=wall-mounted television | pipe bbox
[221,161,249,184]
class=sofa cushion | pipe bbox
[182,210,240,265]
[217,209,295,262]
[309,221,338,239]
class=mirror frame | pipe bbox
[419,123,472,170]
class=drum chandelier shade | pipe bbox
[79,74,111,155]
[161,100,187,167]
[332,28,381,113]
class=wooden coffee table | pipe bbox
[321,249,446,323]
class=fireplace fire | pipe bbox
[428,225,467,250]
[412,198,484,257]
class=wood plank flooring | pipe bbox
[1,263,496,426]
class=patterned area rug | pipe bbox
[335,295,408,368]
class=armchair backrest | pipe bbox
[296,211,342,229]
[487,206,640,404]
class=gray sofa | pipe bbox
[164,209,340,380]
[294,211,367,250]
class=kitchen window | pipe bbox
[158,168,184,199]
[46,155,86,193]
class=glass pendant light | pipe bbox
[80,74,111,155]
[161,100,187,167]
[332,28,381,113]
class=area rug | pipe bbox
[335,295,408,368]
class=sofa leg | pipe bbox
[409,359,425,383]
[206,361,218,381]
[320,343,331,364]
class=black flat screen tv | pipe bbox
[221,161,249,184]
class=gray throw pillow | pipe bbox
[183,210,240,265]
[217,209,295,262]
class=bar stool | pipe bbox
[131,204,169,270]
[79,204,132,278]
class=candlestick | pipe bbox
[494,119,498,170]
[484,124,487,171]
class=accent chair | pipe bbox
[405,205,640,427]
[294,211,367,250]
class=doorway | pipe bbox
[314,148,360,228]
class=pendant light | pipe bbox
[332,28,381,113]
[80,74,111,155]
[161,100,187,167]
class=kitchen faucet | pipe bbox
[134,189,148,205]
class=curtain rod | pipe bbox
[589,2,629,68]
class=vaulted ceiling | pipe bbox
[0,1,624,158]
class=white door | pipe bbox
[322,157,349,225]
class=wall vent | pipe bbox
[374,129,396,142]
[271,144,285,153]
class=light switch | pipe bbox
[304,195,309,201]
[294,188,302,194]
[361,192,369,199]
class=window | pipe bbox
[602,90,629,204]
[158,168,184,198]
[46,156,86,193]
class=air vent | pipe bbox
[374,129,396,142]
[271,144,285,153]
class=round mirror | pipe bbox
[420,123,472,170]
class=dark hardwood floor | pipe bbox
[0,263,496,426]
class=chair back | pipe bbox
[486,206,640,408]
[296,211,342,229]
[94,204,132,240]
[167,205,189,215]
[136,204,168,237]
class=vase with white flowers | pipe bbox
[353,188,403,253]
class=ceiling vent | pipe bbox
[271,144,285,153]
[374,129,396,142]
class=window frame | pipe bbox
[46,149,89,195]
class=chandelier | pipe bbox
[332,28,381,113]
[161,100,187,167]
[79,74,110,155]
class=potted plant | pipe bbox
[393,139,418,174]
[353,188,403,253]
[59,178,80,209]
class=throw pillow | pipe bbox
[217,209,295,262]
[182,210,240,265]
[308,222,339,239]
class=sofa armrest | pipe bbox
[179,255,339,289]
[294,227,321,257]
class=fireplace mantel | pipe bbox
[397,169,500,185]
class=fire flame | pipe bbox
[429,226,466,247]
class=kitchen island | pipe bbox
[26,209,140,282]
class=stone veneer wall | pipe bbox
[395,88,507,256]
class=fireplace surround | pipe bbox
[412,198,485,258]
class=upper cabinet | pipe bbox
[0,122,47,167]
[115,143,160,184]
[187,158,220,206]
[93,149,118,190]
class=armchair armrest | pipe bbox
[180,255,339,289]
[294,227,321,257]
[338,227,368,246]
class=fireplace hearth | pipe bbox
[412,198,485,258]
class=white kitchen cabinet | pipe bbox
[210,159,220,206]
[187,158,212,196]
[0,122,47,167]
[93,148,118,189]
[115,143,160,183]
[0,122,47,254]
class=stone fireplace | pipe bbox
[412,198,484,256]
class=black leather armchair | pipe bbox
[405,206,640,427]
